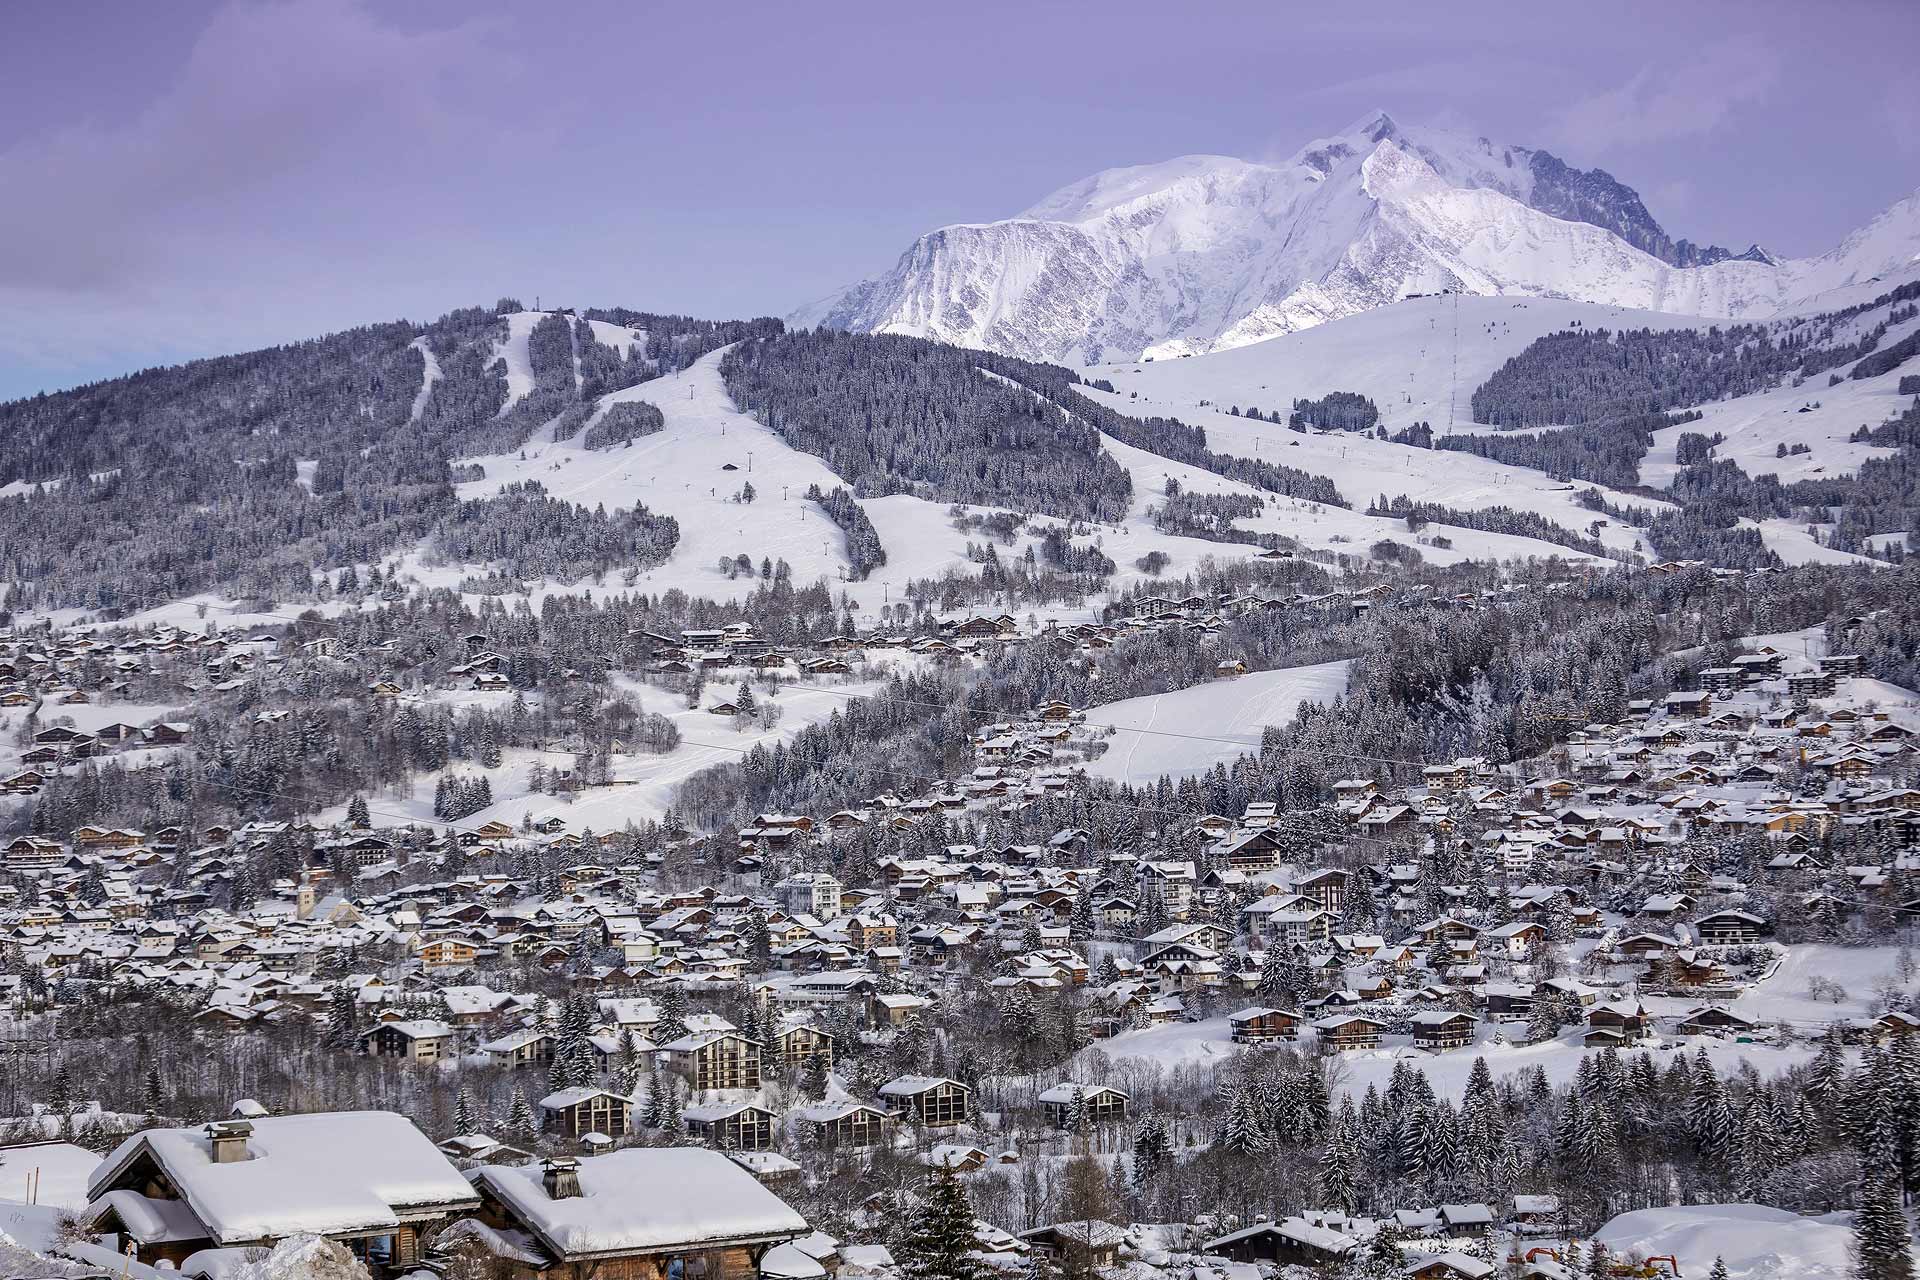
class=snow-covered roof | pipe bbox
[475,1148,807,1261]
[89,1188,208,1243]
[88,1112,478,1246]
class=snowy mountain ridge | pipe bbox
[794,111,1920,364]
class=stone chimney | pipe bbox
[205,1119,253,1164]
[542,1157,582,1200]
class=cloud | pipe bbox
[0,0,516,297]
[1550,35,1783,156]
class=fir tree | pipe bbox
[505,1087,536,1143]
[1855,1171,1915,1280]
[898,1165,986,1280]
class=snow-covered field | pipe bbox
[452,348,946,611]
[1080,1016,1819,1103]
[1090,294,1701,438]
[1082,289,1915,566]
[316,664,920,832]
[1597,1204,1853,1280]
[1081,660,1352,785]
[1641,305,1920,488]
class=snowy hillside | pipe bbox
[797,111,1920,364]
[1081,291,1912,565]
[1081,660,1352,786]
[434,341,1621,626]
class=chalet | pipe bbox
[470,1148,807,1280]
[83,1113,479,1275]
[685,1101,778,1151]
[1410,1010,1478,1052]
[1693,910,1769,945]
[1676,1005,1762,1038]
[666,1031,763,1091]
[417,938,478,970]
[1405,1254,1496,1280]
[1229,1006,1302,1044]
[771,1023,835,1071]
[1585,1001,1651,1046]
[1036,1082,1130,1128]
[1663,691,1712,718]
[479,1029,554,1068]
[1203,1218,1357,1268]
[1018,1221,1129,1271]
[877,1075,972,1127]
[1314,1014,1386,1052]
[1292,867,1351,912]
[796,1101,892,1148]
[359,1019,456,1064]
[538,1088,632,1140]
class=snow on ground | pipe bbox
[8,702,185,735]
[584,320,648,359]
[0,700,190,776]
[1740,622,1830,659]
[1745,517,1882,567]
[1087,291,1916,558]
[1081,661,1352,785]
[407,336,442,423]
[0,1143,99,1213]
[294,459,318,493]
[0,1142,100,1253]
[1641,306,1920,489]
[453,348,1225,624]
[491,312,543,414]
[1090,294,1704,439]
[1093,417,1633,566]
[0,470,116,501]
[1080,1018,1817,1102]
[1597,1204,1853,1280]
[317,665,915,831]
[457,348,864,596]
[1714,943,1915,1028]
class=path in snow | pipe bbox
[407,336,442,423]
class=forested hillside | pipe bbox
[719,331,1137,522]
[0,304,776,617]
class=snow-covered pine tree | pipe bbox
[505,1087,536,1143]
[1855,1170,1916,1280]
[898,1164,986,1280]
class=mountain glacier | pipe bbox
[793,112,1920,364]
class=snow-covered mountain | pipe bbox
[794,111,1920,364]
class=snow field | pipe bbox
[1080,661,1353,785]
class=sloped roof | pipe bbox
[89,1112,477,1245]
[476,1147,806,1261]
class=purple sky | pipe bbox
[2,0,1916,399]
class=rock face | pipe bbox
[795,111,1920,364]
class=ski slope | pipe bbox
[407,336,442,423]
[490,311,543,413]
[1081,660,1352,785]
[452,348,1367,622]
[1641,303,1919,488]
[455,348,875,598]
[1091,293,1701,433]
[1091,410,1648,564]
